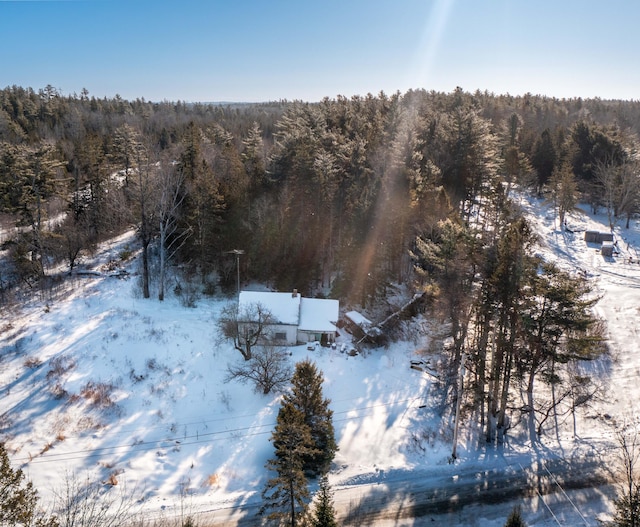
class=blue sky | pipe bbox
[1,0,638,102]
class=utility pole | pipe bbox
[226,249,244,299]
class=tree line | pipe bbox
[1,85,640,301]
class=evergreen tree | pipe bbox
[485,215,537,444]
[176,122,226,276]
[531,128,556,195]
[261,403,318,527]
[110,124,142,187]
[519,262,603,443]
[309,475,337,527]
[284,360,337,476]
[611,488,640,527]
[241,121,266,188]
[504,505,527,527]
[0,443,57,527]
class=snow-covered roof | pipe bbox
[238,290,301,325]
[345,310,372,327]
[299,298,339,332]
[238,291,339,332]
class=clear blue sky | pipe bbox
[1,0,638,102]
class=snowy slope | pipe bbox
[0,232,436,522]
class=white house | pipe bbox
[238,290,339,346]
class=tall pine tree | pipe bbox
[261,403,318,527]
[284,360,337,476]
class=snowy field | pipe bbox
[2,194,640,526]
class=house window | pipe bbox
[274,332,287,341]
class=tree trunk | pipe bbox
[290,478,296,527]
[486,327,503,444]
[474,306,491,431]
[497,347,513,444]
[526,369,536,445]
[142,240,150,299]
[158,222,166,301]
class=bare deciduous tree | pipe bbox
[594,155,640,231]
[606,419,640,527]
[614,160,640,229]
[549,162,578,230]
[218,302,275,361]
[226,344,292,394]
[156,158,190,301]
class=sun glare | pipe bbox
[409,0,456,90]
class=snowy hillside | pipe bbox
[0,230,441,524]
[2,193,640,525]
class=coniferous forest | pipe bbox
[1,84,638,447]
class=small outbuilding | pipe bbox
[344,310,372,340]
[601,240,614,257]
[584,231,614,244]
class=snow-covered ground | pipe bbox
[1,194,640,526]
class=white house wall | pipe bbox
[267,324,298,346]
[297,329,335,344]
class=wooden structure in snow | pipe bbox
[584,231,614,244]
[601,240,615,257]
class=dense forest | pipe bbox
[1,84,638,445]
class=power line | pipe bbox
[540,459,591,526]
[17,396,421,465]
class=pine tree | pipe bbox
[611,487,640,527]
[310,475,337,527]
[504,505,527,527]
[0,443,57,527]
[531,128,556,194]
[261,403,318,527]
[284,360,337,476]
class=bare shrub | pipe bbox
[53,471,142,527]
[47,355,76,380]
[146,357,159,371]
[50,383,68,400]
[24,356,42,368]
[174,279,200,308]
[218,390,231,411]
[75,416,103,431]
[146,327,166,344]
[129,368,146,383]
[80,382,115,409]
